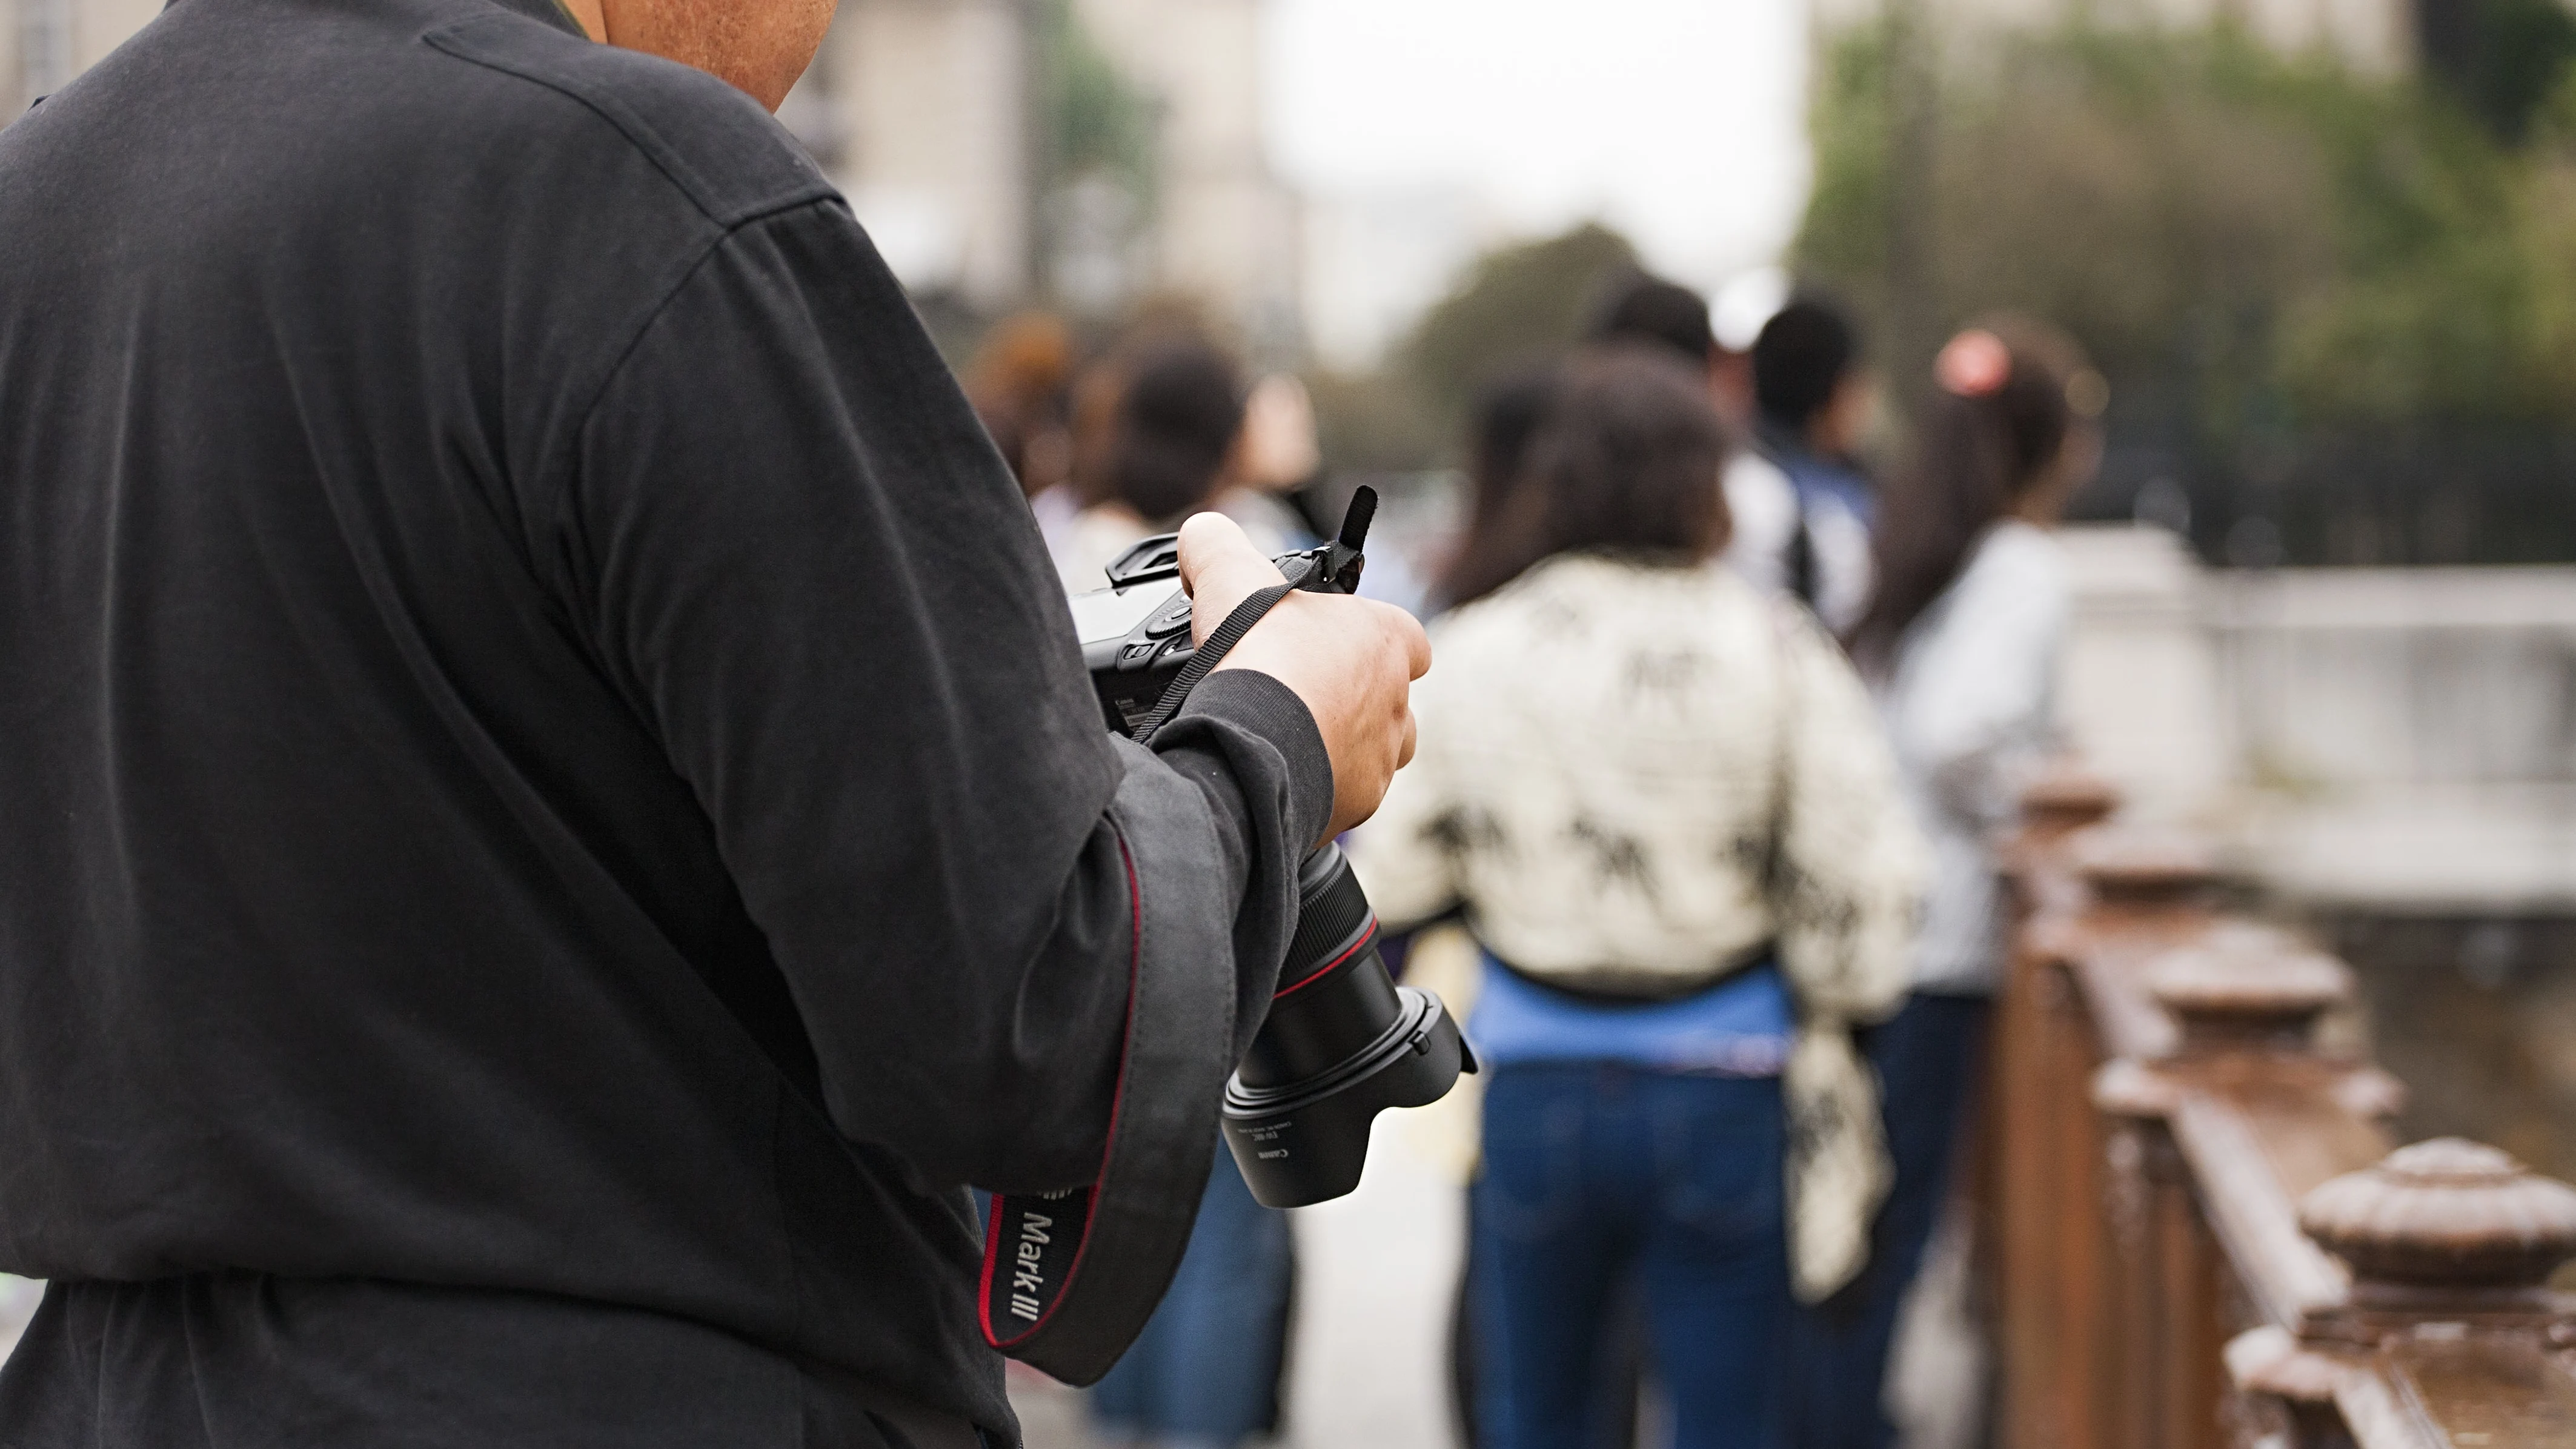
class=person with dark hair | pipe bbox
[1054,338,1249,591]
[1751,301,1862,449]
[1793,321,2104,1449]
[1585,272,1867,635]
[1353,346,1924,1449]
[1738,296,1878,631]
[1433,360,1562,612]
[1586,271,1716,363]
[1114,340,1249,522]
[966,311,1082,557]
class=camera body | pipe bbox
[1069,530,1363,737]
[1065,503,1471,1209]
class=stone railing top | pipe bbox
[2017,757,2576,1448]
[2148,923,2354,1052]
[2019,759,2122,839]
[2299,1139,2576,1295]
[2070,824,2223,907]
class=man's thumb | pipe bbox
[1175,512,1286,644]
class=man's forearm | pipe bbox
[920,671,1331,1194]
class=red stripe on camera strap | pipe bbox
[977,835,1142,1354]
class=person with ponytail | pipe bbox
[1791,320,2105,1448]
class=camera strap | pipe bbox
[977,581,1300,1385]
[1128,580,1298,746]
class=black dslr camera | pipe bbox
[1067,492,1474,1207]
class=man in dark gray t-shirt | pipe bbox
[0,0,1426,1442]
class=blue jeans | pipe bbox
[1472,1065,1791,1449]
[1087,1149,1292,1445]
[1787,992,1991,1449]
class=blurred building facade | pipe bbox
[2051,525,2576,914]
[12,0,1303,352]
[786,0,1033,311]
[1071,0,1301,356]
[784,0,1303,353]
[7,0,154,123]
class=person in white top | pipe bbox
[1720,449,1873,629]
[1788,320,2106,1449]
[1050,338,1275,593]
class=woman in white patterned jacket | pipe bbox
[1350,347,1925,1449]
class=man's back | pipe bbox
[0,0,1159,1439]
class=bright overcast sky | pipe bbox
[1263,0,1816,292]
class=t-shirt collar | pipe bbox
[482,0,591,41]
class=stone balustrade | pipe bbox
[1987,760,2576,1448]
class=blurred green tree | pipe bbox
[1398,222,1638,420]
[1033,0,1157,202]
[1029,0,1160,308]
[1304,221,1639,474]
[2421,0,2576,141]
[1799,19,2576,560]
[1801,23,2576,428]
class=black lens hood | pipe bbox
[1220,986,1472,1207]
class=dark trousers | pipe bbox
[1472,1064,1791,1449]
[1087,1149,1293,1445]
[1788,992,1992,1449]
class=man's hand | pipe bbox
[1175,513,1430,844]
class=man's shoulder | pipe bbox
[416,4,835,228]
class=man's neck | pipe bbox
[554,0,605,41]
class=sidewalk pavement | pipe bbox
[1014,1126,1467,1449]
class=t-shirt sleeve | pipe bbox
[1898,534,2070,832]
[1773,604,1925,1026]
[548,198,1329,1191]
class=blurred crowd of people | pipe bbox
[963,309,1419,620]
[965,277,2107,1449]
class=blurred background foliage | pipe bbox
[1031,0,1159,204]
[1308,13,2576,565]
[1799,16,2576,562]
[1395,223,1638,420]
[1027,0,1162,319]
[1308,222,1639,474]
[1801,21,2576,428]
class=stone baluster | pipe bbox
[2071,825,2222,922]
[2229,1139,2576,1446]
[2301,1139,2576,1308]
[2093,921,2357,1449]
[2020,757,2122,846]
[2146,923,2351,1055]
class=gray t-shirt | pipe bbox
[0,1,1327,1440]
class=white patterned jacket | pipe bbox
[1350,551,1927,1301]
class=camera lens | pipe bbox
[1220,844,1475,1208]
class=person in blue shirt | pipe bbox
[1745,299,1881,632]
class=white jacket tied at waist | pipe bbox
[1350,554,1926,1300]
